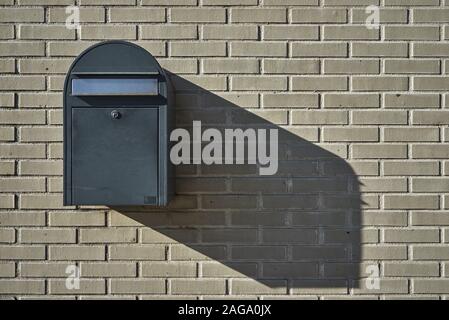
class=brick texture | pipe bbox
[0,0,448,300]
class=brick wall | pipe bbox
[1,0,449,299]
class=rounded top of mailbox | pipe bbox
[67,41,164,75]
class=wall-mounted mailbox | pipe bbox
[64,41,174,206]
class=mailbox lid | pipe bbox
[71,107,158,205]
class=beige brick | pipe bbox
[19,160,62,176]
[0,8,44,22]
[292,8,346,23]
[0,144,46,159]
[203,25,258,40]
[79,0,133,4]
[0,262,15,277]
[204,0,257,4]
[20,127,62,143]
[385,0,438,5]
[0,228,14,243]
[0,178,45,192]
[49,279,106,295]
[414,43,449,57]
[0,245,45,260]
[385,26,439,41]
[0,161,15,175]
[384,161,439,176]
[353,43,408,57]
[413,178,449,193]
[0,280,44,294]
[292,110,347,125]
[263,59,319,74]
[352,76,408,91]
[0,59,14,73]
[19,25,75,40]
[359,178,407,193]
[202,262,257,278]
[48,41,97,57]
[141,262,196,277]
[21,228,76,244]
[20,0,74,3]
[263,93,318,108]
[171,42,226,57]
[203,59,259,74]
[0,77,45,91]
[412,211,449,226]
[142,0,196,4]
[385,94,440,108]
[159,59,197,74]
[0,25,13,39]
[81,26,136,40]
[413,246,449,260]
[49,7,105,23]
[384,229,439,243]
[231,8,286,23]
[141,25,196,40]
[0,42,45,57]
[384,127,439,142]
[384,59,440,74]
[357,245,407,260]
[80,262,136,277]
[413,280,449,294]
[49,212,105,227]
[231,42,287,57]
[110,8,165,22]
[353,111,407,125]
[385,195,439,210]
[0,127,14,142]
[412,144,449,159]
[20,194,64,209]
[323,127,378,142]
[80,228,136,243]
[171,8,226,23]
[362,211,407,226]
[352,279,408,295]
[323,93,379,109]
[352,144,407,159]
[415,77,449,91]
[264,0,318,4]
[0,111,46,125]
[292,43,347,57]
[109,245,165,260]
[19,93,62,108]
[0,93,15,107]
[172,244,227,261]
[263,26,318,40]
[0,212,45,227]
[49,245,105,261]
[231,76,287,91]
[172,279,225,295]
[19,59,72,74]
[292,76,348,91]
[324,59,379,74]
[111,279,165,294]
[324,26,379,40]
[384,262,439,277]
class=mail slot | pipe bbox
[63,41,174,206]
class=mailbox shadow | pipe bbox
[112,73,362,294]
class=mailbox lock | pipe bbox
[111,110,121,120]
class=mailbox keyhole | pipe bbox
[111,110,121,120]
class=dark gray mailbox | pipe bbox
[63,41,174,206]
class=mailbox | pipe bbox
[63,41,174,206]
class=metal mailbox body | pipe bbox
[64,41,174,206]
